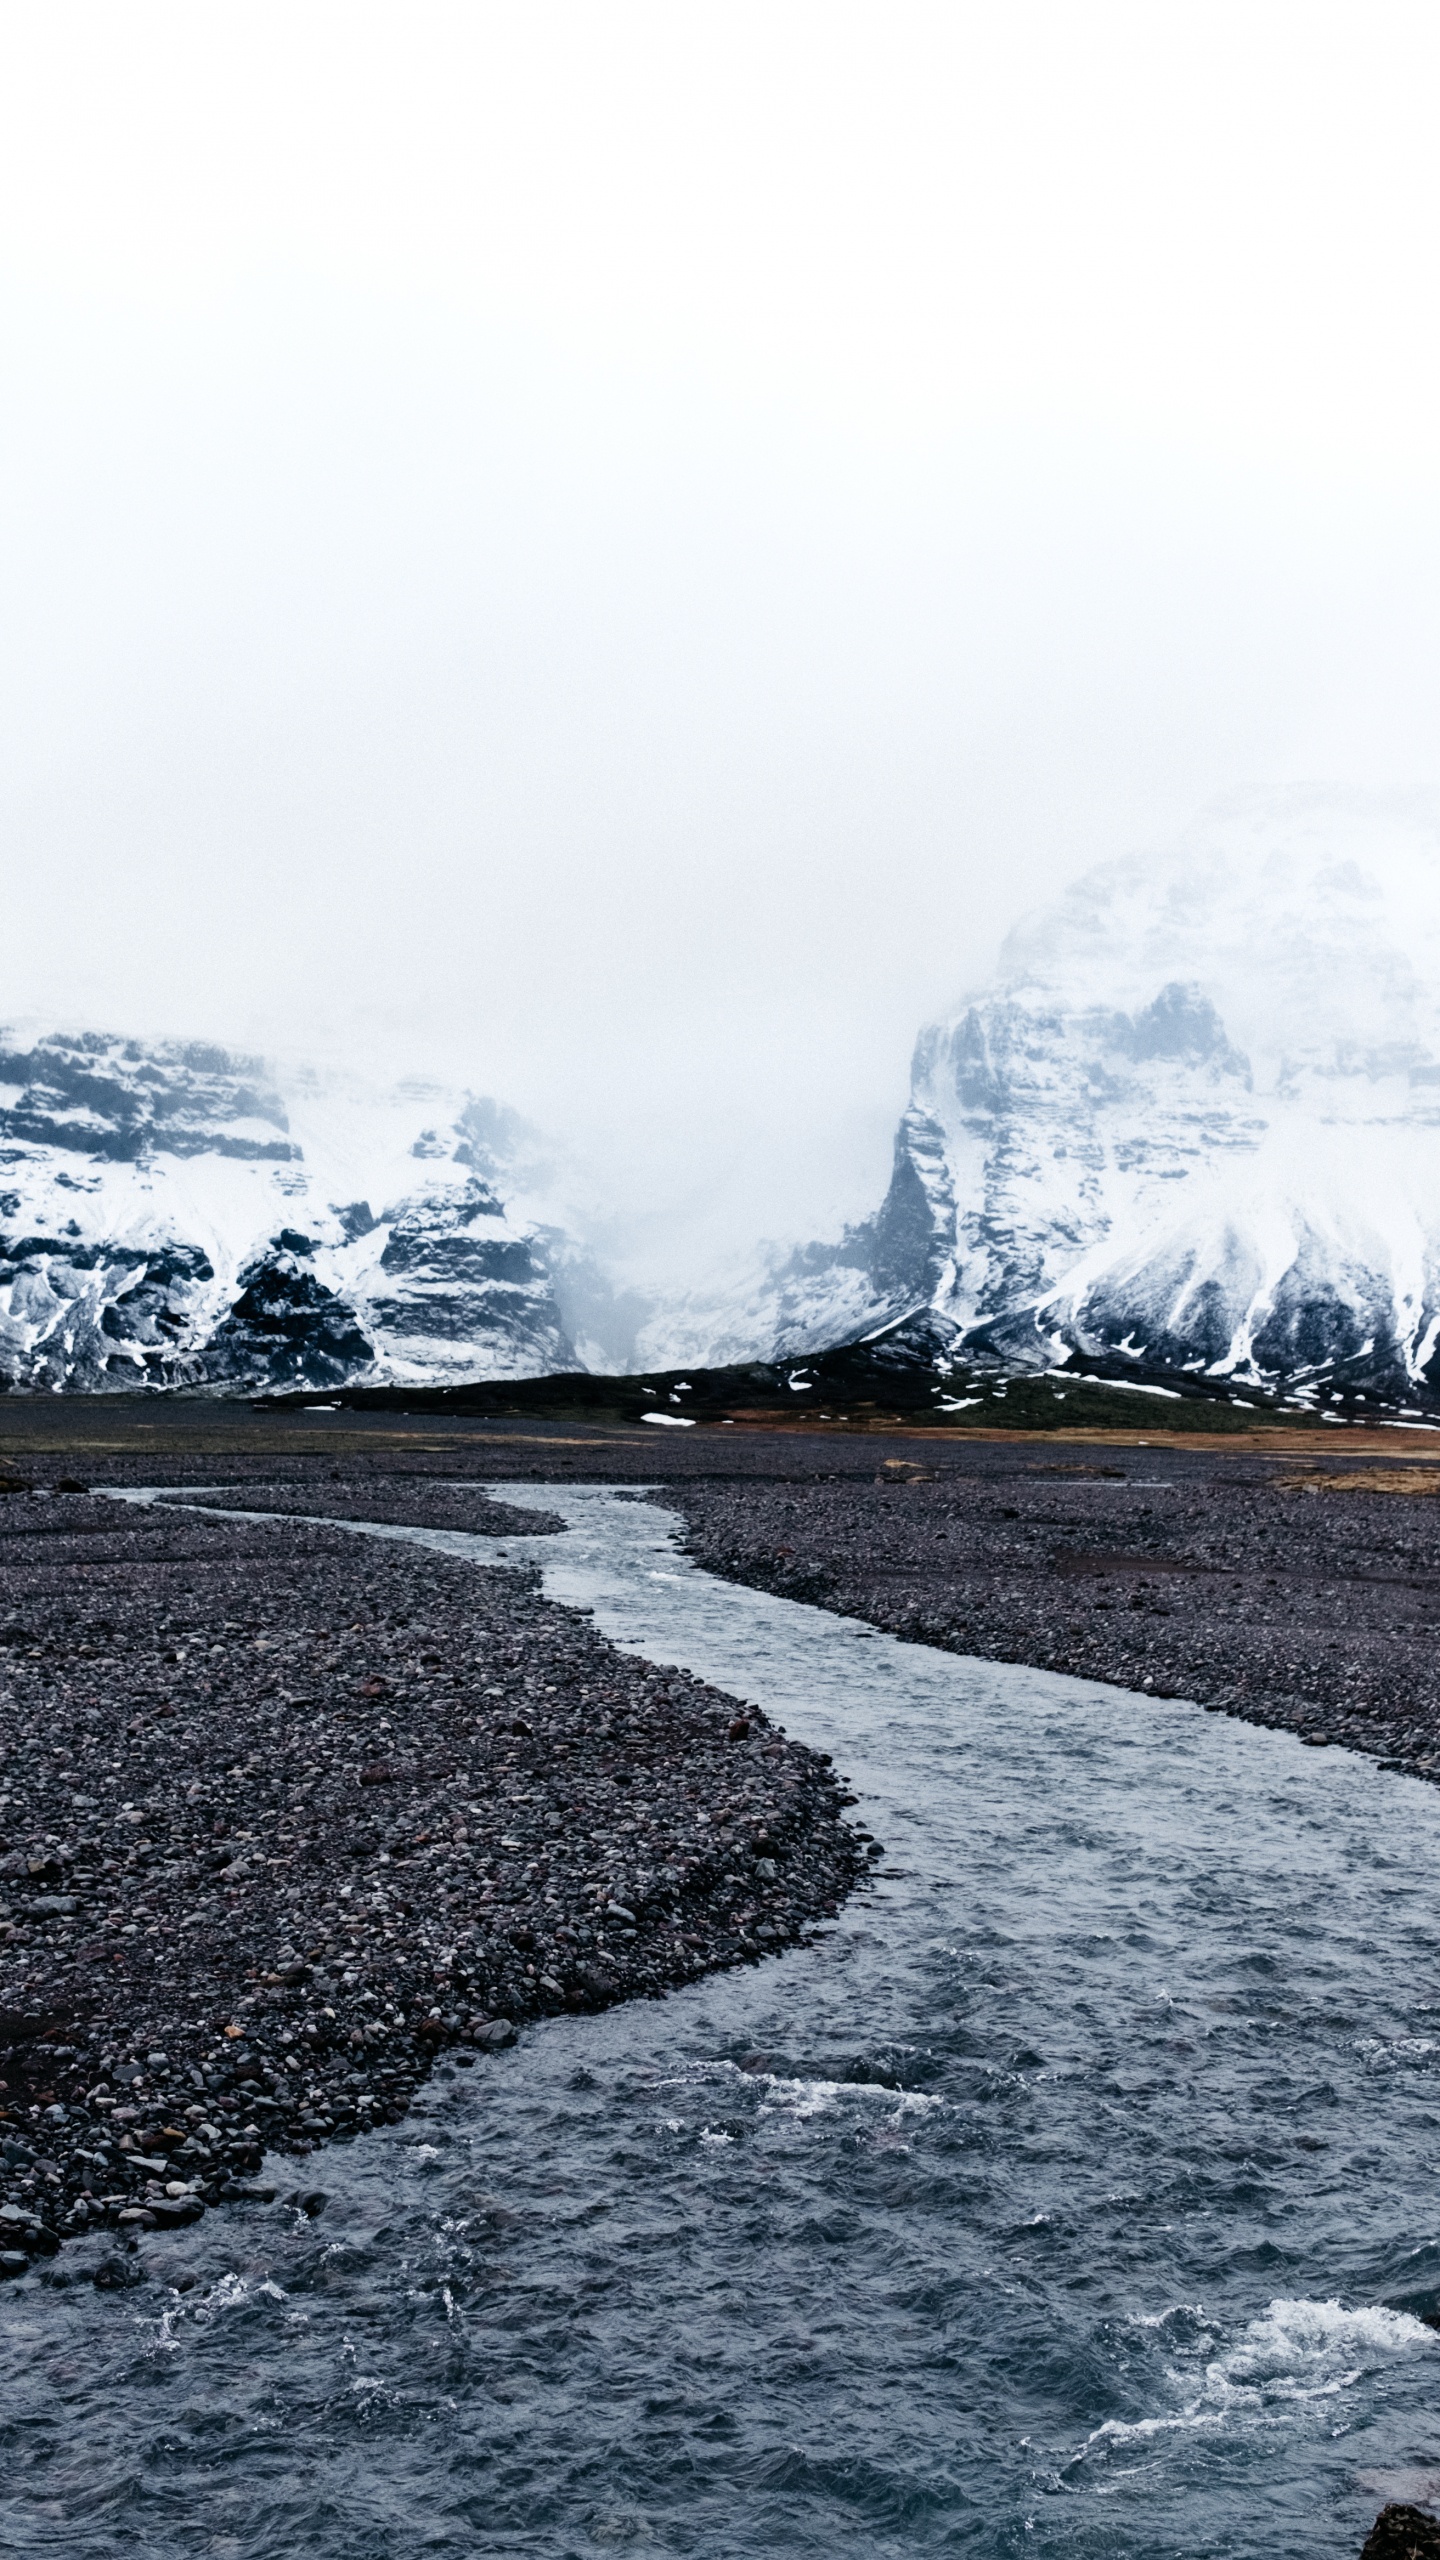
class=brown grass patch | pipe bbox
[1278,1466,1440,1495]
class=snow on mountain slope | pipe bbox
[927,801,1440,1395]
[689,795,1440,1404]
[14,797,1440,1400]
[0,1031,581,1389]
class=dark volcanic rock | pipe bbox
[0,1030,296,1167]
[0,1026,584,1392]
[366,1179,577,1369]
[198,1238,376,1389]
[1360,2505,1440,2558]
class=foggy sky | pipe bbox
[4,4,1440,1277]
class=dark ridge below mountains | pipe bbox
[257,1312,1375,1436]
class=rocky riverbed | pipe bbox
[6,1401,1440,2293]
[0,1482,865,2266]
[663,1453,1440,1770]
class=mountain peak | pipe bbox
[682,799,1440,1409]
[0,1029,580,1392]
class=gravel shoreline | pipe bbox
[0,1482,866,2270]
[663,1453,1440,1768]
[6,1411,1438,2280]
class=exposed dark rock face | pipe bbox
[867,1105,956,1304]
[0,1027,580,1392]
[0,1030,297,1164]
[198,1240,377,1389]
[368,1180,576,1373]
[0,1239,219,1393]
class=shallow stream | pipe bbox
[6,1482,1440,2556]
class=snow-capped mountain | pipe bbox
[747,794,1440,1406]
[15,795,1440,1404]
[0,1030,583,1390]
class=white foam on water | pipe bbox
[145,2268,291,2355]
[1357,2035,1440,2071]
[201,2271,288,2315]
[1220,2295,1433,2387]
[1080,2297,1437,2459]
[753,2074,944,2124]
[657,2056,943,2128]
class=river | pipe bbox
[5,1481,1440,2557]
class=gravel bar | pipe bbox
[665,1452,1440,1766]
[0,1483,865,2267]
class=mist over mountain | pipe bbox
[7,799,1440,1405]
[724,795,1440,1412]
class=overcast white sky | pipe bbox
[4,3,1440,1269]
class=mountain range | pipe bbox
[8,797,1440,1407]
[0,1035,585,1390]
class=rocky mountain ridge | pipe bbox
[12,800,1440,1405]
[746,799,1440,1415]
[0,1031,581,1391]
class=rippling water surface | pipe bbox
[8,1483,1440,2556]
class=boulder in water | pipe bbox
[1360,2504,1440,2558]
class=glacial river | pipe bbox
[6,1482,1440,2557]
